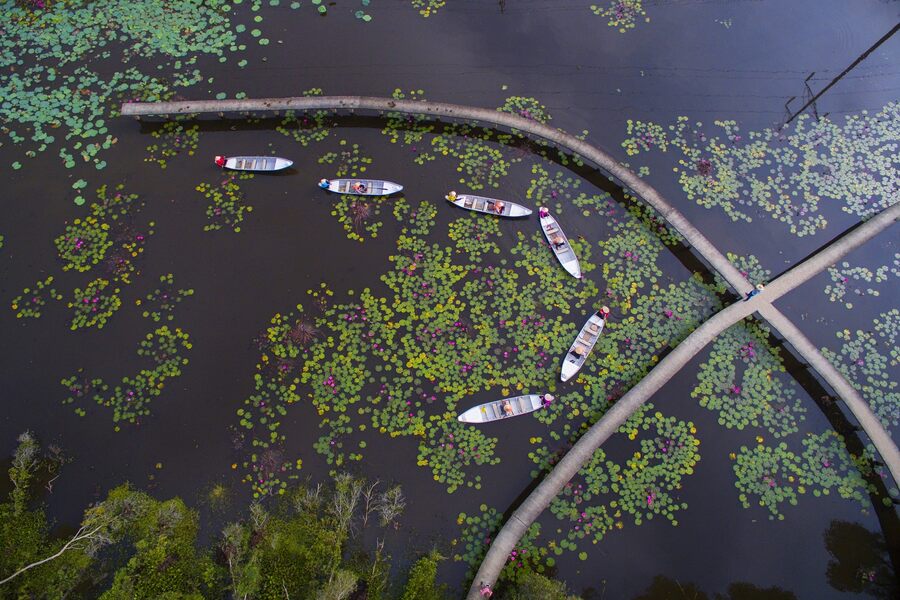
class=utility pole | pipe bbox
[784,22,899,125]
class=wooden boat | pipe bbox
[318,178,403,196]
[457,394,553,424]
[560,309,609,382]
[445,191,532,218]
[539,208,581,278]
[215,155,292,171]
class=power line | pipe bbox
[785,22,900,124]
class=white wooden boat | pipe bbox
[445,191,532,218]
[215,155,292,171]
[561,309,609,382]
[318,178,403,196]
[539,208,581,278]
[457,394,553,424]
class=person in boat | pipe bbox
[353,181,368,193]
[542,393,555,408]
[446,190,457,201]
[318,178,330,189]
[494,201,505,214]
[502,399,514,416]
[572,344,585,357]
[539,206,550,218]
[215,155,227,168]
[599,306,610,320]
[552,235,566,249]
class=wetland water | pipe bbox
[1,0,898,597]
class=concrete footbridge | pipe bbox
[122,97,900,598]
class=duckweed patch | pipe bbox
[622,103,900,236]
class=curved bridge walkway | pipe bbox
[121,97,900,597]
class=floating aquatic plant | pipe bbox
[821,310,899,429]
[318,141,403,242]
[622,103,900,236]
[590,1,650,33]
[453,504,549,581]
[62,325,191,429]
[823,255,896,309]
[55,216,113,273]
[691,321,806,437]
[136,273,194,321]
[733,433,876,520]
[11,276,63,319]
[196,175,254,232]
[382,89,434,146]
[144,120,199,169]
[498,96,553,125]
[1,0,242,169]
[732,442,804,520]
[410,0,446,18]
[68,278,122,330]
[713,252,772,294]
[276,88,333,146]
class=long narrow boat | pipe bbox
[445,191,532,218]
[318,178,403,196]
[215,155,293,172]
[457,394,554,424]
[539,207,581,278]
[560,308,609,382]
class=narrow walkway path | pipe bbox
[121,97,899,596]
[465,202,899,598]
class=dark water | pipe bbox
[1,1,899,597]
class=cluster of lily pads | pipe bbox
[275,89,333,147]
[691,321,807,438]
[61,324,192,429]
[381,90,530,191]
[1,0,246,170]
[454,504,549,582]
[10,276,63,320]
[135,274,195,322]
[216,95,891,570]
[11,184,153,329]
[144,120,200,169]
[317,141,402,242]
[732,431,876,520]
[621,102,900,236]
[196,174,255,233]
[822,309,899,430]
[410,0,446,18]
[823,255,898,309]
[590,1,650,33]
[68,278,122,331]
